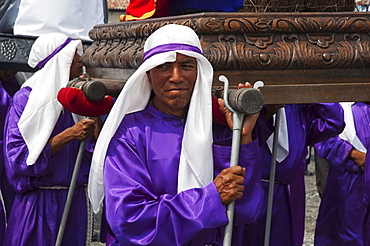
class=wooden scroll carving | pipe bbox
[83,12,370,104]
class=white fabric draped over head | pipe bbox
[339,102,367,153]
[18,33,83,166]
[88,24,215,213]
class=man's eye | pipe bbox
[182,64,195,69]
[156,64,167,69]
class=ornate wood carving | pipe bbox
[84,12,370,104]
[0,34,37,72]
[84,12,370,71]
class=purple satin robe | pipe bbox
[365,104,370,246]
[104,104,263,246]
[243,103,345,246]
[0,81,12,246]
[3,86,94,246]
[315,102,369,245]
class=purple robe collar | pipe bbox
[37,37,72,69]
[143,43,203,62]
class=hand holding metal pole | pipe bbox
[218,75,264,246]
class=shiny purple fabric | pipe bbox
[243,103,345,246]
[314,102,369,245]
[3,86,94,246]
[365,107,370,246]
[143,43,203,62]
[0,81,12,246]
[104,104,263,246]
[0,81,12,145]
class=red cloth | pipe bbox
[57,87,114,117]
[120,0,169,21]
[212,95,227,126]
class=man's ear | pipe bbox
[146,71,152,85]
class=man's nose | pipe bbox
[170,66,182,83]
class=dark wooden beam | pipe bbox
[0,33,92,72]
[83,12,370,103]
[0,33,37,72]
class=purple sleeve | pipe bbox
[314,136,360,172]
[104,136,228,246]
[213,138,263,225]
[305,103,345,146]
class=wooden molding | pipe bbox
[83,12,370,103]
[84,12,370,70]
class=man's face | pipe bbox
[69,52,83,80]
[147,53,197,117]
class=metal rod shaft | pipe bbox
[55,139,87,246]
[223,112,244,246]
[264,108,283,246]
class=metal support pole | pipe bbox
[264,108,283,246]
[223,111,244,246]
[55,137,87,246]
[219,75,245,246]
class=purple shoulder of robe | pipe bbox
[314,102,369,245]
[104,104,263,246]
[3,86,93,246]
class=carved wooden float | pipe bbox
[83,11,370,104]
[0,33,92,72]
[0,33,37,72]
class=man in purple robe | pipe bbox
[3,33,101,246]
[315,102,369,245]
[0,70,19,246]
[243,103,345,245]
[364,102,370,246]
[88,24,264,246]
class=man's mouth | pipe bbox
[167,88,186,92]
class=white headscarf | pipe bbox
[18,33,83,166]
[339,102,367,153]
[88,24,215,213]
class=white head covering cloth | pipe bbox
[266,108,289,162]
[339,102,367,153]
[88,24,214,213]
[18,33,83,166]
